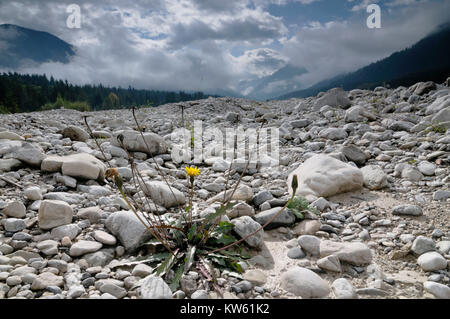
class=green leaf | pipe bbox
[169,263,184,291]
[292,209,304,220]
[204,202,236,225]
[156,253,178,277]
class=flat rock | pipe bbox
[392,205,422,216]
[69,240,103,257]
[320,240,372,266]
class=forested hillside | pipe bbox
[0,73,212,113]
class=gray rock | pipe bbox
[317,255,342,272]
[105,210,152,252]
[313,88,351,110]
[231,216,264,248]
[361,165,388,190]
[281,266,330,298]
[77,206,102,224]
[287,154,363,201]
[93,230,117,245]
[252,190,274,207]
[392,205,422,216]
[340,145,367,166]
[3,218,26,232]
[111,130,168,155]
[69,240,103,257]
[132,264,154,278]
[417,161,436,176]
[62,126,90,142]
[287,247,306,259]
[51,224,81,240]
[433,191,450,201]
[332,278,357,299]
[297,235,321,255]
[423,281,450,299]
[31,272,64,290]
[24,187,43,201]
[12,142,45,166]
[436,241,450,255]
[139,181,186,208]
[36,240,59,256]
[417,252,447,272]
[99,283,127,299]
[411,236,436,256]
[191,289,209,299]
[2,201,26,218]
[38,200,73,230]
[254,207,295,229]
[320,241,372,266]
[140,276,172,299]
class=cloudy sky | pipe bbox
[0,0,449,98]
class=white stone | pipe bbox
[287,154,363,200]
[361,165,388,190]
[423,281,450,299]
[417,252,447,272]
[281,266,330,298]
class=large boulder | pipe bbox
[431,106,450,124]
[140,181,186,208]
[61,153,107,181]
[281,266,330,298]
[42,153,106,181]
[105,211,152,252]
[111,130,168,155]
[0,131,24,140]
[426,95,450,115]
[287,154,363,200]
[38,200,74,230]
[313,88,351,111]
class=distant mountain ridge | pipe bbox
[276,23,450,100]
[0,24,75,68]
[240,64,307,100]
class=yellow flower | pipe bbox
[185,166,200,177]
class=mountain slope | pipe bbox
[277,23,450,100]
[0,24,75,69]
[240,64,307,100]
